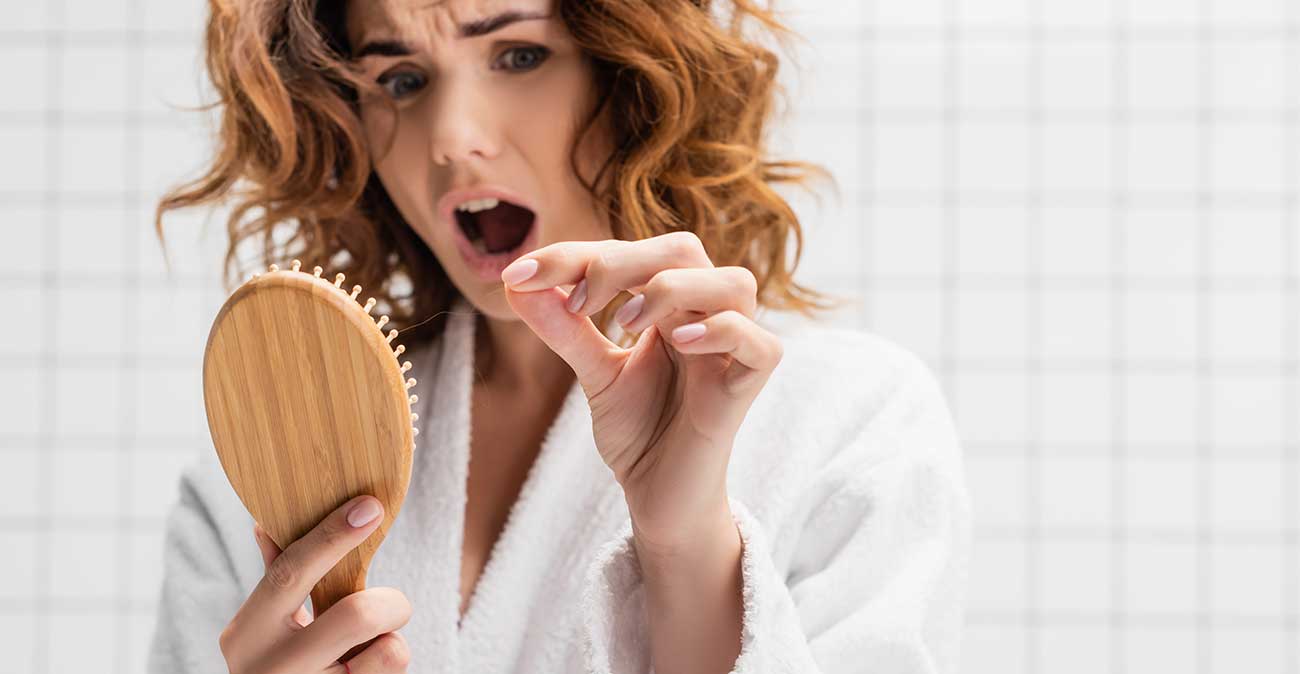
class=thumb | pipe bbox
[252,522,281,569]
[503,284,622,395]
[252,523,313,627]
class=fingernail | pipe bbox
[347,498,382,527]
[615,294,644,326]
[501,257,538,286]
[566,279,588,313]
[672,322,706,343]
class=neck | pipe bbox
[473,311,574,400]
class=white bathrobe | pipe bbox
[147,296,971,673]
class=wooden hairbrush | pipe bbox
[202,259,419,619]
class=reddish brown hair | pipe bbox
[156,0,845,347]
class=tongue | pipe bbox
[477,201,534,253]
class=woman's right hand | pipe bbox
[219,495,412,673]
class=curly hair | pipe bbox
[156,0,846,348]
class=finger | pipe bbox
[503,284,623,396]
[253,524,313,628]
[615,266,758,336]
[342,632,410,673]
[287,587,412,670]
[245,495,385,626]
[501,231,713,317]
[666,310,784,382]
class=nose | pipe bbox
[427,74,498,167]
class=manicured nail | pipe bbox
[501,257,539,286]
[566,278,588,313]
[672,322,706,343]
[347,498,382,527]
[615,294,644,326]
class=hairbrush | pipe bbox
[202,259,419,620]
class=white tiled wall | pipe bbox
[2,1,1296,673]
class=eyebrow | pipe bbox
[353,9,551,58]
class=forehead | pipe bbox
[346,0,555,48]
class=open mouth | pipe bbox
[454,199,536,256]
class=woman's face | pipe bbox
[345,0,615,320]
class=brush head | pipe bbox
[202,260,418,616]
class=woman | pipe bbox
[148,1,971,673]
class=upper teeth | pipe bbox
[455,197,499,213]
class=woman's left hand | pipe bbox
[500,231,783,553]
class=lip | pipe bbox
[437,184,540,283]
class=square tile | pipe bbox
[871,121,947,193]
[1040,626,1111,674]
[59,45,129,113]
[1208,0,1288,23]
[952,372,1031,450]
[50,529,119,600]
[56,206,135,276]
[0,371,44,437]
[1122,289,1198,361]
[0,127,47,192]
[1041,289,1111,360]
[958,41,1031,110]
[867,285,945,360]
[0,452,40,520]
[1211,123,1288,193]
[1123,373,1198,452]
[1041,206,1113,278]
[1124,208,1200,279]
[1041,540,1112,612]
[1209,209,1285,279]
[1126,41,1201,111]
[1042,456,1113,527]
[0,205,48,275]
[1124,540,1199,613]
[1041,0,1114,26]
[134,286,209,358]
[1210,289,1284,362]
[1042,43,1113,112]
[1213,39,1288,110]
[956,207,1028,276]
[1211,543,1284,616]
[0,614,38,674]
[134,365,205,440]
[1126,122,1199,194]
[1211,376,1285,451]
[967,455,1028,526]
[58,126,129,194]
[958,121,1030,193]
[968,539,1028,613]
[49,613,119,673]
[130,447,200,519]
[954,288,1029,360]
[1211,627,1287,673]
[0,47,47,113]
[1211,460,1284,532]
[53,365,123,439]
[1042,123,1114,194]
[1125,458,1199,530]
[2,289,44,355]
[867,206,945,277]
[0,531,38,600]
[1123,627,1199,672]
[129,529,166,603]
[1041,372,1114,452]
[963,623,1026,674]
[54,286,125,357]
[52,448,121,519]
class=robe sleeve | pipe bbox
[146,450,253,674]
[579,351,971,674]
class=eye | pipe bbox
[376,70,427,100]
[495,45,551,72]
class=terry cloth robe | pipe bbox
[147,295,971,674]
